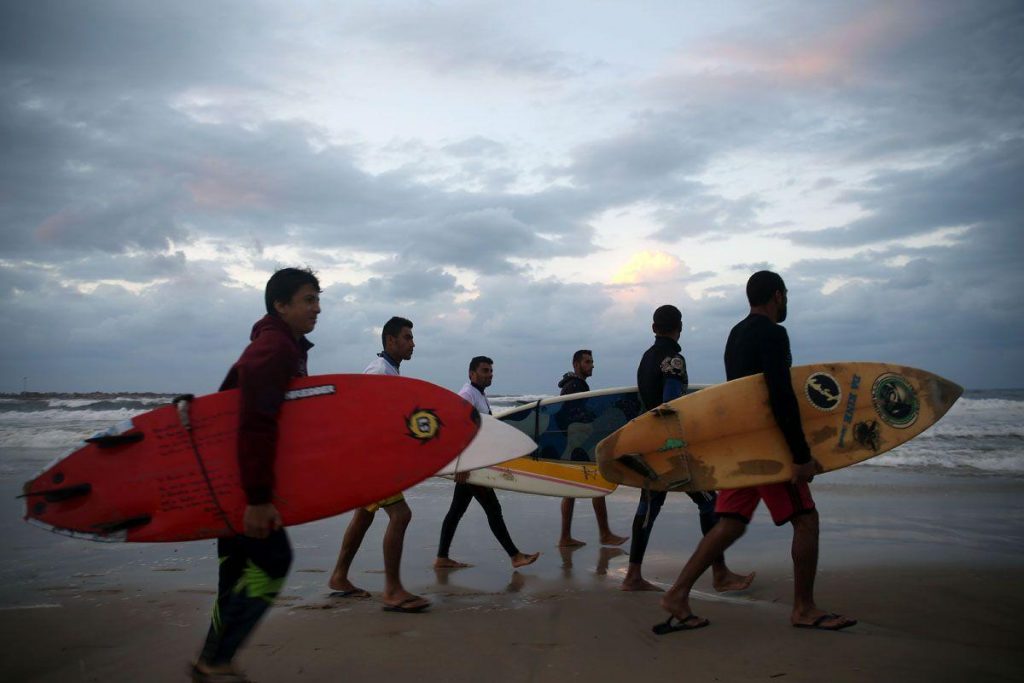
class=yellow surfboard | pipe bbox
[596,362,961,492]
[462,457,617,498]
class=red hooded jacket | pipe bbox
[219,314,312,505]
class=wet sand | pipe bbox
[2,459,1023,682]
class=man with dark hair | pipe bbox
[434,356,540,570]
[192,267,320,682]
[557,349,629,548]
[621,305,754,594]
[328,317,431,613]
[656,271,856,634]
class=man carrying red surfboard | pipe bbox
[328,316,431,613]
[655,271,857,634]
[192,267,321,682]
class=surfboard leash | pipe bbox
[173,395,240,536]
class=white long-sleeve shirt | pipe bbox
[364,353,400,376]
[458,382,491,415]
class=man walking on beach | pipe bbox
[434,356,541,570]
[655,272,856,633]
[192,267,320,682]
[557,350,629,548]
[328,316,431,613]
[621,305,754,594]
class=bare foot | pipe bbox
[620,577,664,592]
[328,588,371,599]
[192,660,249,682]
[713,570,756,592]
[558,537,586,548]
[328,577,368,595]
[599,532,629,546]
[433,558,473,569]
[512,551,540,568]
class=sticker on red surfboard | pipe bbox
[21,374,480,542]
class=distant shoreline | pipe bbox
[0,392,179,400]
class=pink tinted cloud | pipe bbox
[655,2,921,93]
[188,157,275,211]
[35,209,77,243]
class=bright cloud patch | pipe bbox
[609,251,682,285]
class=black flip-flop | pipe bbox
[793,613,857,631]
[329,589,371,599]
[382,597,431,613]
[652,613,710,635]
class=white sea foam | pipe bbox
[0,408,144,424]
[0,428,91,449]
[873,447,1024,473]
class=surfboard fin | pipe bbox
[91,515,152,534]
[19,483,92,503]
[85,432,145,448]
[619,453,658,480]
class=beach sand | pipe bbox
[2,461,1023,682]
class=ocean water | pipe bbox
[1,388,1021,476]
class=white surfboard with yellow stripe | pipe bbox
[461,457,616,498]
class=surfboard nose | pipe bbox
[929,373,963,416]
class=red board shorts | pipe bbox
[715,481,815,526]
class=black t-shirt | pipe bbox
[724,314,810,464]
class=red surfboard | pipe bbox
[22,374,480,542]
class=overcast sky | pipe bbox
[2,0,1022,394]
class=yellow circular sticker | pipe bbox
[406,409,442,441]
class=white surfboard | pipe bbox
[435,414,538,476]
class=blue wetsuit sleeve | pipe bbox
[660,353,688,403]
[663,376,683,402]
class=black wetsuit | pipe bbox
[725,314,810,463]
[628,336,719,566]
[558,372,590,395]
[436,385,521,559]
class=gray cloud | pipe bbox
[1,1,1021,392]
[1,84,604,274]
[337,4,583,81]
[784,140,1024,247]
[442,136,508,158]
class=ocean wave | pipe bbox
[49,397,169,409]
[0,428,91,449]
[916,430,1023,442]
[0,408,145,425]
[0,398,170,413]
[872,448,1024,473]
